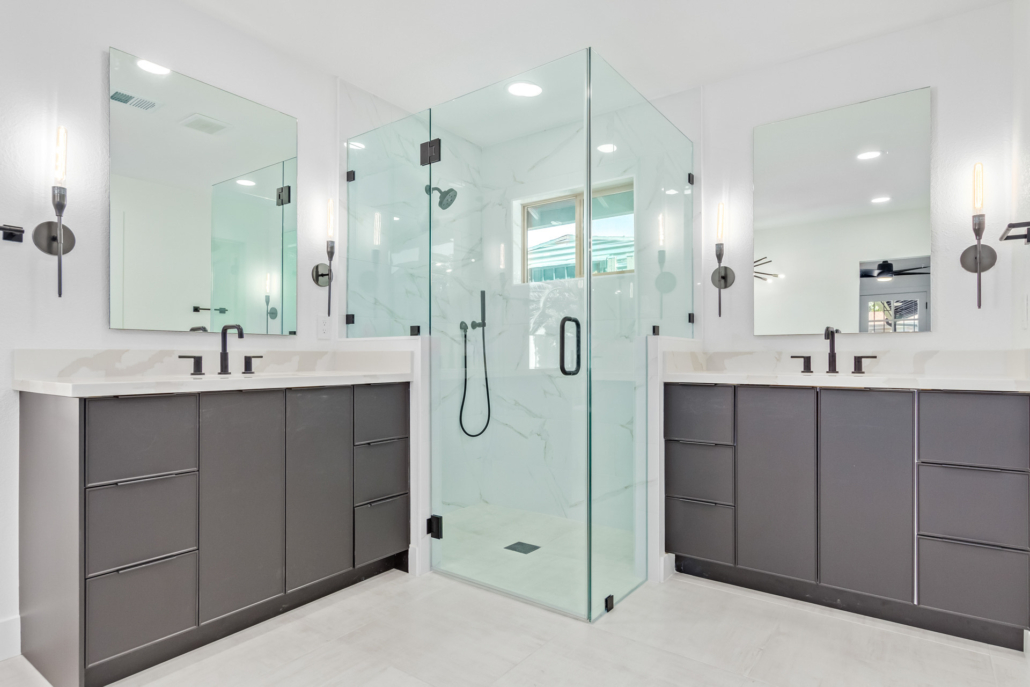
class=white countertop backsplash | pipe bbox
[13,349,413,397]
[665,349,1030,392]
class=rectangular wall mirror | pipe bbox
[109,48,298,335]
[752,88,931,336]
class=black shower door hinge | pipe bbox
[420,138,441,166]
[688,173,695,185]
[604,595,614,612]
[346,170,356,182]
[276,185,292,206]
[427,515,443,539]
[688,313,695,324]
[345,314,355,324]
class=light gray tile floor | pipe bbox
[1,569,1027,686]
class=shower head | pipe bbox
[424,184,458,210]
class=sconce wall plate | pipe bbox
[311,264,333,287]
[960,245,998,272]
[711,266,736,288]
[32,221,75,255]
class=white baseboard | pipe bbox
[0,614,20,662]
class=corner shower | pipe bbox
[345,48,694,620]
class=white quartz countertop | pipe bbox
[14,371,412,398]
[665,371,1030,393]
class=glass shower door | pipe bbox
[429,51,593,619]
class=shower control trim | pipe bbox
[560,316,582,376]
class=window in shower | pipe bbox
[521,185,634,283]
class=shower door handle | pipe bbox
[559,316,581,376]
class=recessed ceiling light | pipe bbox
[348,141,365,150]
[871,196,891,203]
[857,151,882,160]
[508,82,542,97]
[137,60,170,75]
[596,143,617,153]
[665,189,679,195]
[236,180,255,186]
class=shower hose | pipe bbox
[459,321,491,437]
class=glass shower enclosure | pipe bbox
[346,49,693,620]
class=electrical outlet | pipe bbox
[316,315,331,340]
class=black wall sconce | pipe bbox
[960,163,997,309]
[32,127,75,296]
[312,198,335,316]
[710,202,734,316]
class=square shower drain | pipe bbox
[504,542,540,554]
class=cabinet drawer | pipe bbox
[85,551,198,667]
[919,465,1029,550]
[665,442,734,505]
[664,384,734,445]
[354,495,409,567]
[86,395,199,486]
[355,439,409,506]
[919,392,1029,471]
[665,497,734,564]
[354,384,409,444]
[918,537,1029,627]
[86,472,198,577]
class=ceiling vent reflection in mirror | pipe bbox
[179,113,231,135]
[109,91,160,111]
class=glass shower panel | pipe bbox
[429,50,592,619]
[211,160,289,335]
[345,111,431,337]
[589,52,694,617]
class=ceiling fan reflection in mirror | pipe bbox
[860,260,929,282]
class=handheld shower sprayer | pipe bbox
[459,290,491,437]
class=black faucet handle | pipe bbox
[853,355,878,374]
[790,355,813,374]
[178,355,204,376]
[244,355,263,375]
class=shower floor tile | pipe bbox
[431,503,642,618]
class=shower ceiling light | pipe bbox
[597,143,617,153]
[137,60,170,75]
[857,151,883,160]
[236,180,255,186]
[508,82,542,97]
[871,196,891,203]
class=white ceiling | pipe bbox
[178,0,1003,112]
[753,88,931,230]
[110,48,296,192]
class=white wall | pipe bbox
[0,0,414,662]
[1013,0,1030,346]
[657,2,1018,354]
[754,209,931,336]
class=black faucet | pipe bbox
[220,325,244,375]
[824,326,840,374]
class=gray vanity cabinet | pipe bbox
[736,386,818,581]
[819,389,914,601]
[199,391,286,623]
[21,383,411,687]
[353,383,411,567]
[286,387,354,591]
